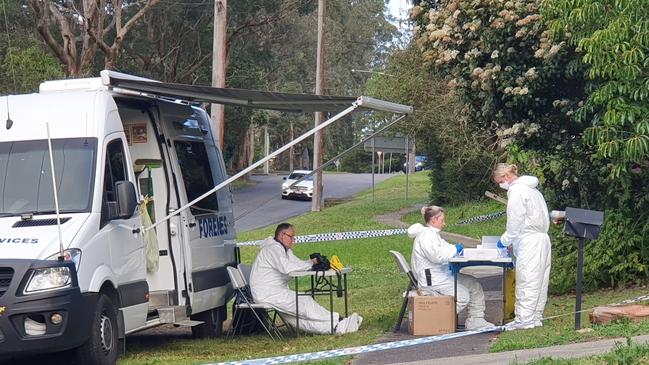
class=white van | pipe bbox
[0,74,236,364]
[0,71,412,365]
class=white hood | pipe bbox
[407,223,426,238]
[512,175,539,189]
[0,214,89,259]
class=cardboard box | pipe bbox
[408,295,455,335]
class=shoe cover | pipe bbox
[504,320,535,331]
[465,317,495,330]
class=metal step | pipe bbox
[148,290,176,311]
[174,319,203,327]
[157,306,188,324]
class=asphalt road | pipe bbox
[233,172,395,232]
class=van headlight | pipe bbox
[46,249,82,270]
[24,267,72,294]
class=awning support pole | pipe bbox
[144,102,359,232]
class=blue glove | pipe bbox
[455,243,464,256]
[496,240,509,258]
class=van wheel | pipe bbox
[76,294,119,365]
[191,307,224,338]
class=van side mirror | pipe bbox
[114,181,138,219]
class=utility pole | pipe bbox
[312,0,326,212]
[289,122,294,172]
[211,0,227,149]
[264,126,270,174]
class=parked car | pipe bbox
[402,155,428,173]
[282,170,315,200]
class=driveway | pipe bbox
[233,172,395,232]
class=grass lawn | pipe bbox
[492,285,649,352]
[120,172,431,365]
[517,341,649,364]
[119,172,649,365]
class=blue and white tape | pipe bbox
[455,211,506,225]
[207,326,502,365]
[236,211,506,247]
[237,228,408,246]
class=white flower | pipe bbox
[491,50,500,59]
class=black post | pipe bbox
[575,237,585,330]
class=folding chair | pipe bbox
[238,263,295,336]
[389,250,419,332]
[226,266,283,340]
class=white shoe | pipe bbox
[534,320,543,327]
[504,320,535,331]
[346,313,362,333]
[465,317,495,330]
[335,317,351,334]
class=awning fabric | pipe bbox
[101,70,412,115]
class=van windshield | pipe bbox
[0,138,97,216]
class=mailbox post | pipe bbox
[563,207,604,330]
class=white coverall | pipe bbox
[500,175,552,328]
[408,223,491,329]
[249,237,341,334]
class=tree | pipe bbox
[27,0,160,77]
[543,0,649,179]
[0,0,63,93]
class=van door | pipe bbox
[99,135,148,332]
[158,105,235,315]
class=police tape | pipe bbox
[207,291,649,365]
[237,228,408,246]
[454,211,506,225]
[236,211,506,246]
[207,326,503,365]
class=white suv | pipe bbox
[281,170,314,200]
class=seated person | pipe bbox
[408,206,494,330]
[249,223,362,334]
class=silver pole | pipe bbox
[46,123,65,259]
[285,115,407,189]
[405,136,409,200]
[144,103,360,232]
[372,137,375,203]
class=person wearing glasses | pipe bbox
[408,206,494,330]
[249,222,362,334]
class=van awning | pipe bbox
[100,70,413,115]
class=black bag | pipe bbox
[310,252,331,271]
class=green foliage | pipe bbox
[412,0,587,147]
[0,44,64,94]
[551,212,649,294]
[543,0,649,177]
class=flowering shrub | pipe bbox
[411,0,586,150]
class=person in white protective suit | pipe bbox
[492,163,551,330]
[249,223,362,334]
[408,206,495,330]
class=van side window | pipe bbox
[173,140,219,215]
[101,139,127,224]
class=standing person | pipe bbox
[249,223,362,334]
[492,163,551,329]
[408,206,494,330]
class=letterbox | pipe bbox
[564,207,604,240]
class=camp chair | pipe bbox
[389,250,419,332]
[226,266,283,341]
